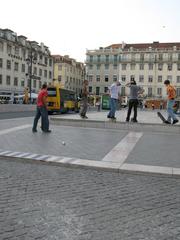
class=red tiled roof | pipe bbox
[106,42,180,50]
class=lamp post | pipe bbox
[26,47,37,103]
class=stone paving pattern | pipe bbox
[1,158,180,240]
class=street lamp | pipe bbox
[26,47,37,103]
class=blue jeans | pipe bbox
[108,98,118,118]
[32,106,49,131]
[167,100,177,122]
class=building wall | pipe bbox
[53,55,85,96]
[0,29,53,97]
[86,43,180,99]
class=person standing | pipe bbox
[80,80,89,119]
[126,80,144,123]
[107,79,121,120]
[32,83,51,133]
[164,80,179,124]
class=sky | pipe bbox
[1,0,180,62]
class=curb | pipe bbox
[50,117,180,133]
[1,149,180,178]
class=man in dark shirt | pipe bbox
[126,80,144,122]
[80,80,89,119]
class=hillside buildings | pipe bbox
[86,42,180,100]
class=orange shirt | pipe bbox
[166,85,176,99]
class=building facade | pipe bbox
[53,55,85,97]
[0,28,53,99]
[86,42,180,100]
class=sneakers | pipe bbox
[131,118,138,123]
[43,130,52,133]
[32,129,37,133]
[80,115,88,119]
[164,120,171,124]
[172,119,179,125]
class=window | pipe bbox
[168,54,172,61]
[148,87,152,97]
[114,55,118,62]
[178,54,180,61]
[7,45,12,54]
[96,87,100,95]
[58,64,62,70]
[105,64,109,70]
[158,64,163,71]
[158,54,163,60]
[90,55,93,63]
[148,64,153,70]
[49,71,52,79]
[89,86,92,93]
[44,57,48,65]
[139,64,144,70]
[177,64,180,71]
[7,60,11,70]
[14,77,18,86]
[148,75,153,83]
[39,81,42,89]
[104,87,108,93]
[14,62,19,71]
[0,41,3,52]
[33,67,37,75]
[121,75,126,82]
[88,75,93,82]
[113,64,117,70]
[131,64,135,70]
[177,88,180,97]
[97,64,100,70]
[139,75,144,83]
[130,75,135,81]
[168,64,172,71]
[15,47,19,56]
[58,75,61,81]
[21,64,25,72]
[0,58,3,68]
[105,75,109,82]
[113,75,117,81]
[167,75,172,82]
[89,65,93,70]
[157,88,162,95]
[6,76,11,85]
[21,80,25,87]
[0,75,2,84]
[105,55,109,62]
[177,76,180,83]
[44,70,47,78]
[158,76,162,82]
[49,59,52,66]
[39,69,42,76]
[122,64,127,70]
[140,54,144,61]
[96,75,100,81]
[97,55,101,62]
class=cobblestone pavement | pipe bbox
[1,157,180,240]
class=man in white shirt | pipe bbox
[107,79,121,120]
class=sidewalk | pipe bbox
[0,112,180,177]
